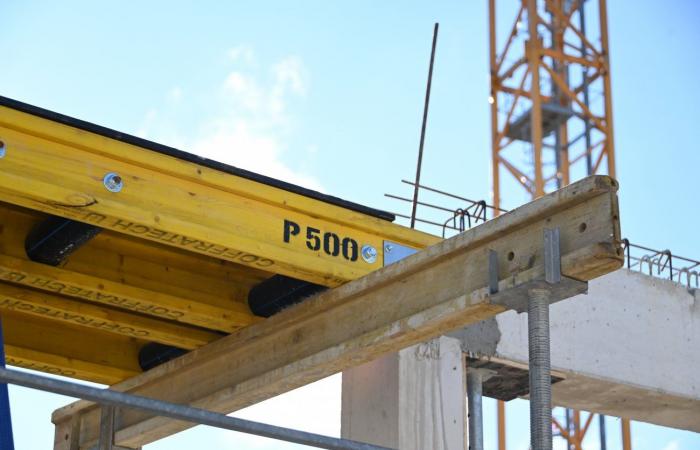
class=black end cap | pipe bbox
[248,275,327,318]
[138,343,188,371]
[25,216,102,266]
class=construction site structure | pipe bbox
[488,1,624,449]
[0,93,633,450]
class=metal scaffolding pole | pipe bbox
[0,367,391,450]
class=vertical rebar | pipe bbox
[467,370,484,450]
[528,287,552,450]
[410,22,439,229]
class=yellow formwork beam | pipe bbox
[0,254,253,332]
[0,204,257,331]
[0,202,269,310]
[0,101,439,288]
[0,281,219,349]
[2,310,143,385]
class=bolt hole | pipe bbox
[579,222,587,233]
[507,251,515,261]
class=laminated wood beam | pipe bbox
[52,176,622,449]
[0,254,252,333]
[0,204,259,332]
[0,98,438,287]
[2,310,144,385]
[0,281,220,350]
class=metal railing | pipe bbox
[0,367,390,450]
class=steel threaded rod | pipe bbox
[528,288,552,450]
[467,369,484,450]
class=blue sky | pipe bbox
[1,0,700,449]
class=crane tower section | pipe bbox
[489,0,616,210]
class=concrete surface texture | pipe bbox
[461,269,700,432]
[341,336,467,449]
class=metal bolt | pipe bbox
[384,244,394,253]
[361,244,378,264]
[103,172,123,193]
[0,141,5,158]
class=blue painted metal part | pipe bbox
[0,318,15,450]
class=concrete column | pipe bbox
[341,336,466,450]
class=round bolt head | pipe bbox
[384,244,394,253]
[361,244,378,264]
[103,172,124,193]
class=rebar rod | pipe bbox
[410,22,439,229]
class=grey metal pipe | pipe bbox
[599,414,607,450]
[98,405,115,450]
[0,367,391,450]
[528,288,553,450]
[467,369,484,450]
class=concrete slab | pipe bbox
[455,269,700,432]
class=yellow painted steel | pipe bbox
[0,100,441,384]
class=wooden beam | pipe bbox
[0,254,252,333]
[0,281,220,349]
[2,310,144,384]
[0,103,439,287]
[52,176,622,449]
[0,204,259,332]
